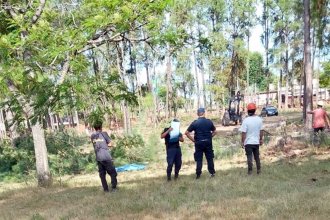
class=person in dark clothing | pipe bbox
[161,119,184,181]
[91,120,118,192]
[185,108,217,179]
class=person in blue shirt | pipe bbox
[185,108,217,179]
[161,119,184,181]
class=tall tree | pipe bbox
[303,0,313,128]
[0,0,170,186]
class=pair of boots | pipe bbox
[248,169,261,175]
[167,173,179,181]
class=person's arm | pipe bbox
[185,130,195,142]
[259,130,264,146]
[239,120,247,148]
[211,122,217,137]
[103,132,112,147]
[307,110,314,114]
[325,112,330,129]
[185,123,195,142]
[179,134,184,142]
[161,127,173,139]
[241,132,246,148]
[211,129,217,137]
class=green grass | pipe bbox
[1,153,330,219]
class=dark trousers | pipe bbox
[194,140,215,176]
[313,127,325,144]
[314,127,324,133]
[244,145,261,171]
[97,160,117,191]
[166,147,182,178]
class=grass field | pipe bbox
[1,148,330,220]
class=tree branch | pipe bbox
[56,56,70,85]
[2,0,18,18]
[31,0,46,25]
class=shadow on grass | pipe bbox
[1,157,330,219]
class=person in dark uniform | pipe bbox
[161,119,184,181]
[91,120,118,192]
[185,108,217,179]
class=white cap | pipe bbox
[317,101,324,106]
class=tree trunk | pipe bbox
[152,60,159,126]
[264,1,270,106]
[116,42,131,133]
[193,50,200,108]
[0,109,7,139]
[32,122,52,187]
[284,48,289,110]
[315,49,320,104]
[279,69,283,109]
[199,60,207,108]
[209,70,213,110]
[142,31,152,92]
[165,48,173,119]
[277,80,281,110]
[285,77,289,110]
[303,0,313,129]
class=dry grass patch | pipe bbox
[1,153,330,219]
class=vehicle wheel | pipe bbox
[275,113,278,116]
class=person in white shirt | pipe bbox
[239,103,263,175]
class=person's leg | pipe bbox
[166,148,176,180]
[103,160,117,189]
[194,143,204,178]
[313,127,324,144]
[245,145,253,174]
[98,161,109,191]
[174,148,182,179]
[204,141,215,175]
[252,145,261,173]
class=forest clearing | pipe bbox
[1,111,330,219]
[1,0,330,219]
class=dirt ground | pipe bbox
[214,113,302,136]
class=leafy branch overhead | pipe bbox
[0,0,171,121]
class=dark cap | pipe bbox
[172,118,180,122]
[197,108,205,114]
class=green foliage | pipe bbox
[320,61,330,88]
[140,93,154,110]
[0,131,95,181]
[112,134,146,163]
[244,52,268,91]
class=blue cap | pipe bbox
[197,108,205,114]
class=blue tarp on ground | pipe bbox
[115,163,146,172]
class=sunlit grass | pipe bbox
[1,151,330,220]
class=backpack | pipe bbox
[92,132,112,161]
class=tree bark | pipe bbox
[284,47,289,110]
[193,50,200,108]
[32,121,52,187]
[303,0,313,129]
[277,80,281,110]
[116,42,131,133]
[199,60,207,108]
[165,48,173,119]
[264,1,270,106]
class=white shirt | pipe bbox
[239,116,263,145]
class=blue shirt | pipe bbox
[187,117,216,142]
